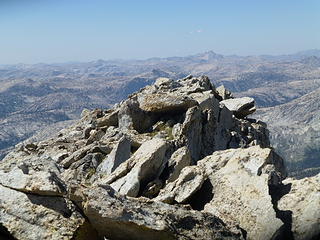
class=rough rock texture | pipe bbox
[138,93,197,113]
[108,138,168,197]
[201,147,285,240]
[98,136,131,174]
[0,185,86,240]
[216,85,233,100]
[77,184,242,240]
[278,173,320,240]
[157,166,206,204]
[166,146,192,183]
[156,146,286,239]
[221,97,256,118]
[0,75,318,240]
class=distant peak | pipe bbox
[192,50,224,61]
[294,49,320,57]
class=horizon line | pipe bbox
[0,48,319,66]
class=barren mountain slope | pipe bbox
[1,51,320,178]
[255,88,320,177]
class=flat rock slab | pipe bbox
[221,97,256,118]
[81,185,243,240]
[0,185,84,240]
[138,93,197,113]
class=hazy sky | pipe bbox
[0,0,319,64]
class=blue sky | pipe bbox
[0,0,319,64]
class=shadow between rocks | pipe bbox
[188,179,214,211]
[269,183,294,240]
[0,223,16,240]
[26,194,72,218]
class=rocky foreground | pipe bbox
[0,76,319,240]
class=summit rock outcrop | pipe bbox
[0,75,318,240]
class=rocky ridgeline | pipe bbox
[0,76,319,240]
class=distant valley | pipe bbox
[1,49,320,177]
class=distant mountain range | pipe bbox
[1,49,320,178]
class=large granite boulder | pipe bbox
[201,146,285,240]
[77,184,242,240]
[278,173,320,240]
[157,146,286,240]
[0,185,88,240]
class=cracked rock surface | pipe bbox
[278,173,320,240]
[0,75,318,240]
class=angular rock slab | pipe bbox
[0,153,68,196]
[0,168,67,196]
[81,185,243,240]
[156,166,205,204]
[138,93,197,113]
[0,185,85,240]
[216,85,233,100]
[107,138,168,197]
[98,136,131,174]
[278,173,320,240]
[166,146,192,183]
[201,146,284,240]
[221,97,256,118]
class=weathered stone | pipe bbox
[154,77,173,87]
[278,173,320,240]
[0,75,308,240]
[98,136,131,174]
[0,167,67,196]
[166,146,192,183]
[0,153,69,196]
[172,123,182,139]
[52,151,69,162]
[99,126,123,145]
[179,106,203,161]
[221,97,256,118]
[0,185,85,240]
[80,185,243,240]
[188,91,219,111]
[83,125,94,139]
[24,143,37,151]
[216,85,233,100]
[178,75,214,94]
[138,93,197,113]
[118,98,140,131]
[118,97,155,133]
[60,151,106,184]
[60,144,94,168]
[157,166,206,204]
[107,138,168,197]
[201,146,285,240]
[86,129,105,145]
[96,109,118,128]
